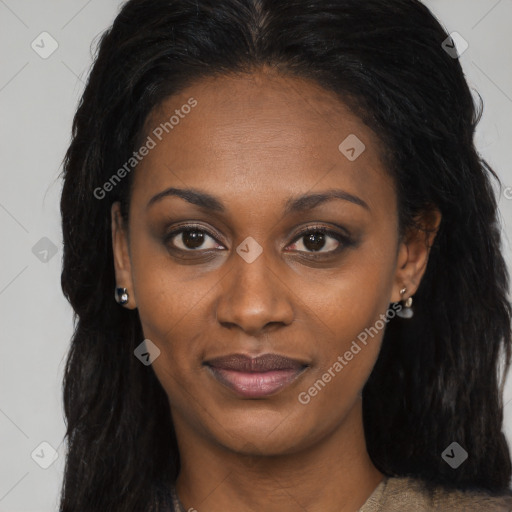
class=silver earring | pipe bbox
[397,286,414,319]
[115,287,129,305]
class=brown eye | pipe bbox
[288,227,349,254]
[302,231,328,252]
[164,226,224,251]
[177,230,206,249]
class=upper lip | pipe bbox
[204,353,308,372]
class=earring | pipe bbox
[397,286,414,319]
[115,287,129,305]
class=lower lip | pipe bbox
[206,366,307,398]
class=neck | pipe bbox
[171,399,384,512]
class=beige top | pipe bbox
[359,476,512,511]
[169,476,512,511]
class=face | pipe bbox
[112,67,436,457]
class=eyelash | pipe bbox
[163,223,352,256]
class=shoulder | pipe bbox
[360,476,512,512]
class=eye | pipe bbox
[287,226,349,254]
[164,225,224,251]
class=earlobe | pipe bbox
[111,202,137,309]
[396,286,414,318]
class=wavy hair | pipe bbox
[59,0,512,509]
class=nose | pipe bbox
[215,248,294,336]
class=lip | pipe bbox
[204,353,309,398]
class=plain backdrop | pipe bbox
[0,1,511,510]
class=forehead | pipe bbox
[131,69,394,217]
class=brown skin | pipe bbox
[112,67,441,512]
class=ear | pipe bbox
[111,201,137,309]
[391,206,442,303]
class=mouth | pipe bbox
[203,353,309,399]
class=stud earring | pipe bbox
[397,286,414,319]
[115,287,129,305]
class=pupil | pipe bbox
[183,230,204,249]
[304,232,325,252]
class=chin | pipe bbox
[206,407,316,456]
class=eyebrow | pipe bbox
[146,187,370,213]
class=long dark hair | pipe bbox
[59,0,512,509]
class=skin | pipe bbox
[111,66,441,512]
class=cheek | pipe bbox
[295,232,397,392]
[128,233,221,395]
[307,234,398,340]
[128,233,203,341]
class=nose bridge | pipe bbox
[215,241,294,333]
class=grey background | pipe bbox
[0,1,511,510]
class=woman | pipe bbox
[59,0,512,510]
